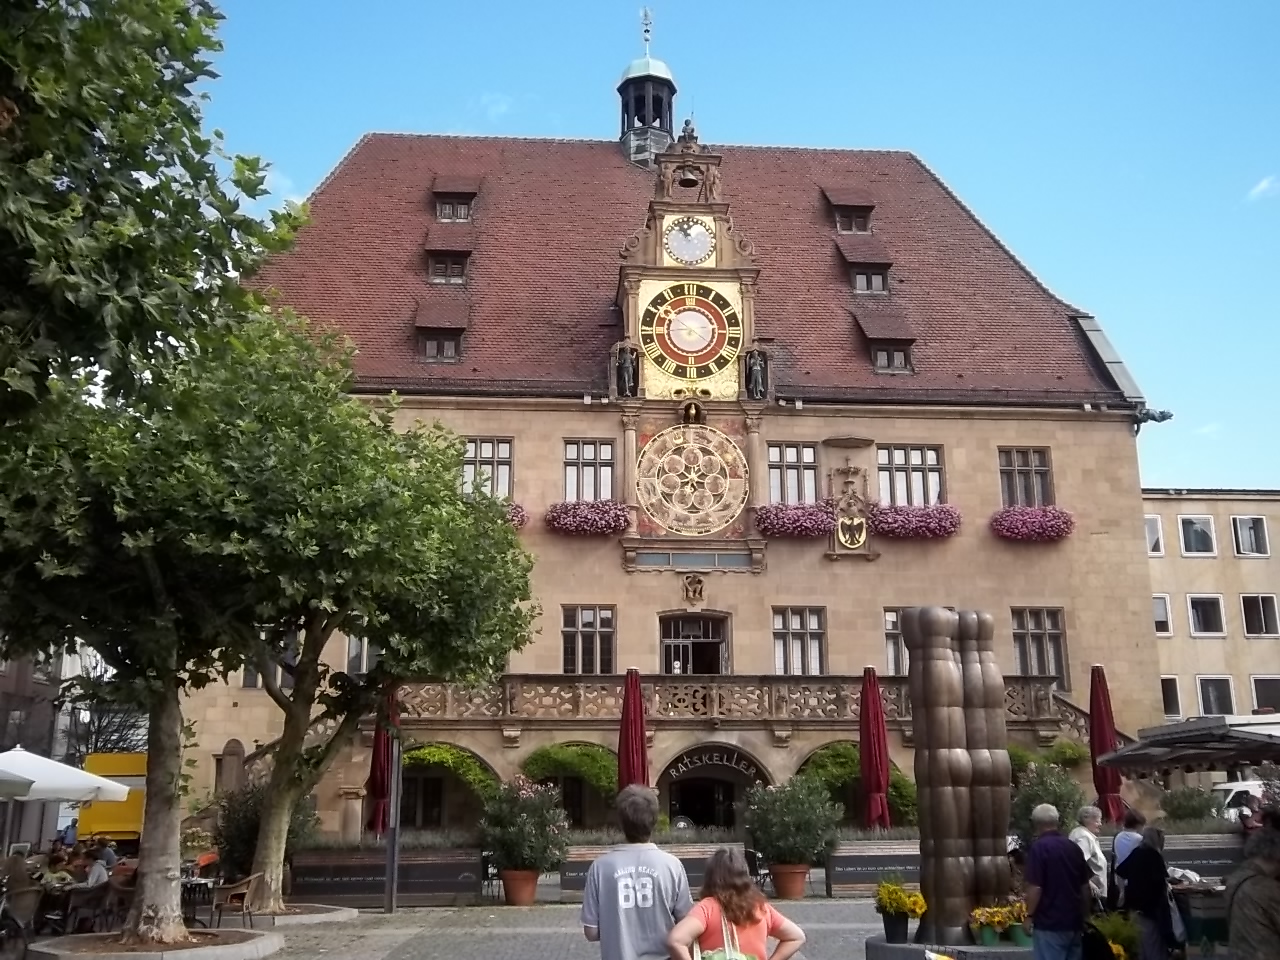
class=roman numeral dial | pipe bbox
[638,283,743,381]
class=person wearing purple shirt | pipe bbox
[1023,803,1093,960]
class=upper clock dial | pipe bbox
[638,283,743,380]
[663,216,716,266]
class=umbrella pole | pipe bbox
[382,736,402,914]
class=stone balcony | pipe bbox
[394,673,1108,747]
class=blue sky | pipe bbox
[208,0,1279,489]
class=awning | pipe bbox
[1097,715,1280,774]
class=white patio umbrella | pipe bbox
[0,747,129,802]
[0,772,33,801]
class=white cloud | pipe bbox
[479,93,514,121]
[1248,175,1277,201]
[265,170,305,205]
[1193,423,1221,436]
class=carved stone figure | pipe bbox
[702,164,722,202]
[682,573,705,605]
[616,339,639,398]
[659,163,678,201]
[745,348,767,400]
[677,118,699,151]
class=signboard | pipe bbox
[664,747,764,783]
[291,852,483,906]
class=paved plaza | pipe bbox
[275,900,884,960]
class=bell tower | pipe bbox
[617,8,676,166]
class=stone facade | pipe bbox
[1143,489,1280,721]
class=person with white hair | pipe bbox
[1023,803,1093,960]
[1067,805,1108,906]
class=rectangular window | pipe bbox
[1242,595,1280,638]
[872,346,911,372]
[463,438,513,497]
[242,666,259,689]
[998,448,1054,508]
[1197,676,1235,716]
[853,270,889,293]
[435,197,472,222]
[1152,595,1172,635]
[1160,677,1181,719]
[772,607,825,676]
[835,206,872,233]
[564,440,614,502]
[346,636,381,675]
[1253,676,1280,713]
[1011,607,1068,690]
[1178,515,1217,556]
[767,443,818,505]
[1145,515,1164,556]
[1188,595,1226,636]
[1232,516,1270,557]
[417,330,462,362]
[884,609,909,675]
[562,606,615,675]
[428,253,468,285]
[877,445,944,506]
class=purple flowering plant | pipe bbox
[867,502,963,539]
[479,775,570,872]
[544,499,631,536]
[753,502,836,538]
[506,502,529,530]
[989,505,1075,542]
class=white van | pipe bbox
[1212,781,1265,820]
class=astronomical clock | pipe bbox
[635,423,749,536]
[636,277,743,402]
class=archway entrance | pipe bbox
[657,745,769,829]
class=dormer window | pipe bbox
[436,196,472,222]
[417,328,463,362]
[853,269,889,293]
[428,253,468,285]
[873,345,912,373]
[835,206,872,234]
[852,307,915,375]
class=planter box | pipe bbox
[824,840,919,898]
[559,843,742,903]
[290,848,484,907]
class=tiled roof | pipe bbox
[255,133,1130,406]
[852,306,915,342]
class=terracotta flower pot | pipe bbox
[499,868,540,906]
[881,912,909,943]
[768,863,809,900]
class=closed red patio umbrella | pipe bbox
[1089,664,1125,823]
[860,666,892,829]
[617,668,649,791]
[365,685,400,835]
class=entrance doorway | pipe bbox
[660,615,727,675]
[669,778,736,828]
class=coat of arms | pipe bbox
[830,458,873,556]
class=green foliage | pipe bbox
[1259,763,1280,807]
[214,782,319,880]
[797,742,919,826]
[1090,912,1139,958]
[403,744,498,798]
[1010,764,1084,844]
[743,777,842,865]
[1007,743,1040,785]
[1161,786,1221,821]
[1042,739,1090,769]
[0,0,304,418]
[479,776,570,872]
[522,744,618,801]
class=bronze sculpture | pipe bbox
[616,339,638,397]
[904,606,1012,945]
[745,347,767,400]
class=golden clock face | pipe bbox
[638,283,743,381]
[663,216,716,266]
[636,424,749,536]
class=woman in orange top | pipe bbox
[667,848,806,960]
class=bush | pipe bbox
[1007,743,1040,785]
[1161,786,1221,821]
[1091,912,1139,958]
[743,777,842,865]
[214,782,320,880]
[479,775,570,872]
[402,743,498,798]
[1043,739,1090,769]
[1258,763,1280,807]
[521,743,618,802]
[798,742,919,826]
[1010,764,1084,844]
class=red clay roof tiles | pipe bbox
[852,306,915,342]
[255,133,1126,406]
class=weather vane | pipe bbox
[641,7,653,56]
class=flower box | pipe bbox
[867,503,962,539]
[753,502,835,539]
[989,505,1075,542]
[544,499,630,536]
[506,503,529,530]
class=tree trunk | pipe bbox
[248,700,310,913]
[122,681,187,943]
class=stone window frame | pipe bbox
[561,605,615,676]
[998,447,1055,508]
[883,608,908,676]
[463,437,513,499]
[877,444,946,506]
[766,442,819,505]
[1010,606,1069,692]
[771,606,826,677]
[563,439,616,502]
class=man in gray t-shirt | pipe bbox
[583,786,693,960]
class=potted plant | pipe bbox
[969,906,1007,946]
[867,502,963,539]
[989,505,1075,542]
[874,877,924,944]
[1007,899,1031,946]
[479,775,570,906]
[544,499,630,536]
[753,502,836,539]
[742,778,841,899]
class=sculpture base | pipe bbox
[865,935,1032,960]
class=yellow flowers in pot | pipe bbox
[875,880,926,918]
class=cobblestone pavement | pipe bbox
[276,901,883,960]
